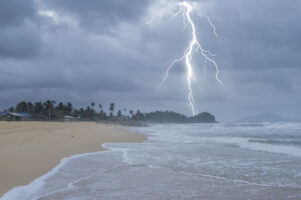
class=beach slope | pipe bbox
[0,121,145,196]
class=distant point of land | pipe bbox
[142,111,216,123]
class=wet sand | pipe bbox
[0,121,146,196]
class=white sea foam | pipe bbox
[202,136,301,157]
[32,174,93,200]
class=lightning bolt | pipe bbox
[160,1,223,116]
[206,16,218,37]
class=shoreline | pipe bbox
[0,121,146,197]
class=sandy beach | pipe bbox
[0,121,146,197]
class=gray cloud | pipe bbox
[41,0,150,32]
[0,25,41,58]
[0,0,300,121]
[0,0,41,58]
[212,0,301,70]
[0,0,36,26]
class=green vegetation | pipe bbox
[2,100,216,123]
[142,111,216,123]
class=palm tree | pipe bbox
[34,102,43,114]
[57,102,64,110]
[98,104,103,119]
[79,108,84,118]
[9,106,14,112]
[73,109,79,117]
[85,106,92,119]
[109,103,115,118]
[43,100,56,120]
[16,101,27,112]
[117,110,122,118]
[67,102,73,115]
[89,102,95,119]
[131,110,144,121]
[27,102,34,113]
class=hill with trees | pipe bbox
[142,111,216,123]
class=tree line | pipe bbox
[3,100,144,121]
[2,100,217,123]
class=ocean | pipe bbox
[2,122,301,200]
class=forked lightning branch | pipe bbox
[159,1,224,116]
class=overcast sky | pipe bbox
[0,0,300,121]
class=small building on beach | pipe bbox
[6,112,32,121]
[64,115,75,121]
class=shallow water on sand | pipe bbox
[2,123,301,200]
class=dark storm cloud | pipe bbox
[0,0,36,26]
[0,25,41,58]
[0,0,41,58]
[42,0,150,32]
[213,0,301,69]
[0,0,300,121]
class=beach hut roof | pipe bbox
[64,115,75,119]
[19,113,32,117]
[8,112,32,117]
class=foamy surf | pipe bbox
[2,122,301,200]
[201,136,301,158]
[0,151,107,200]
